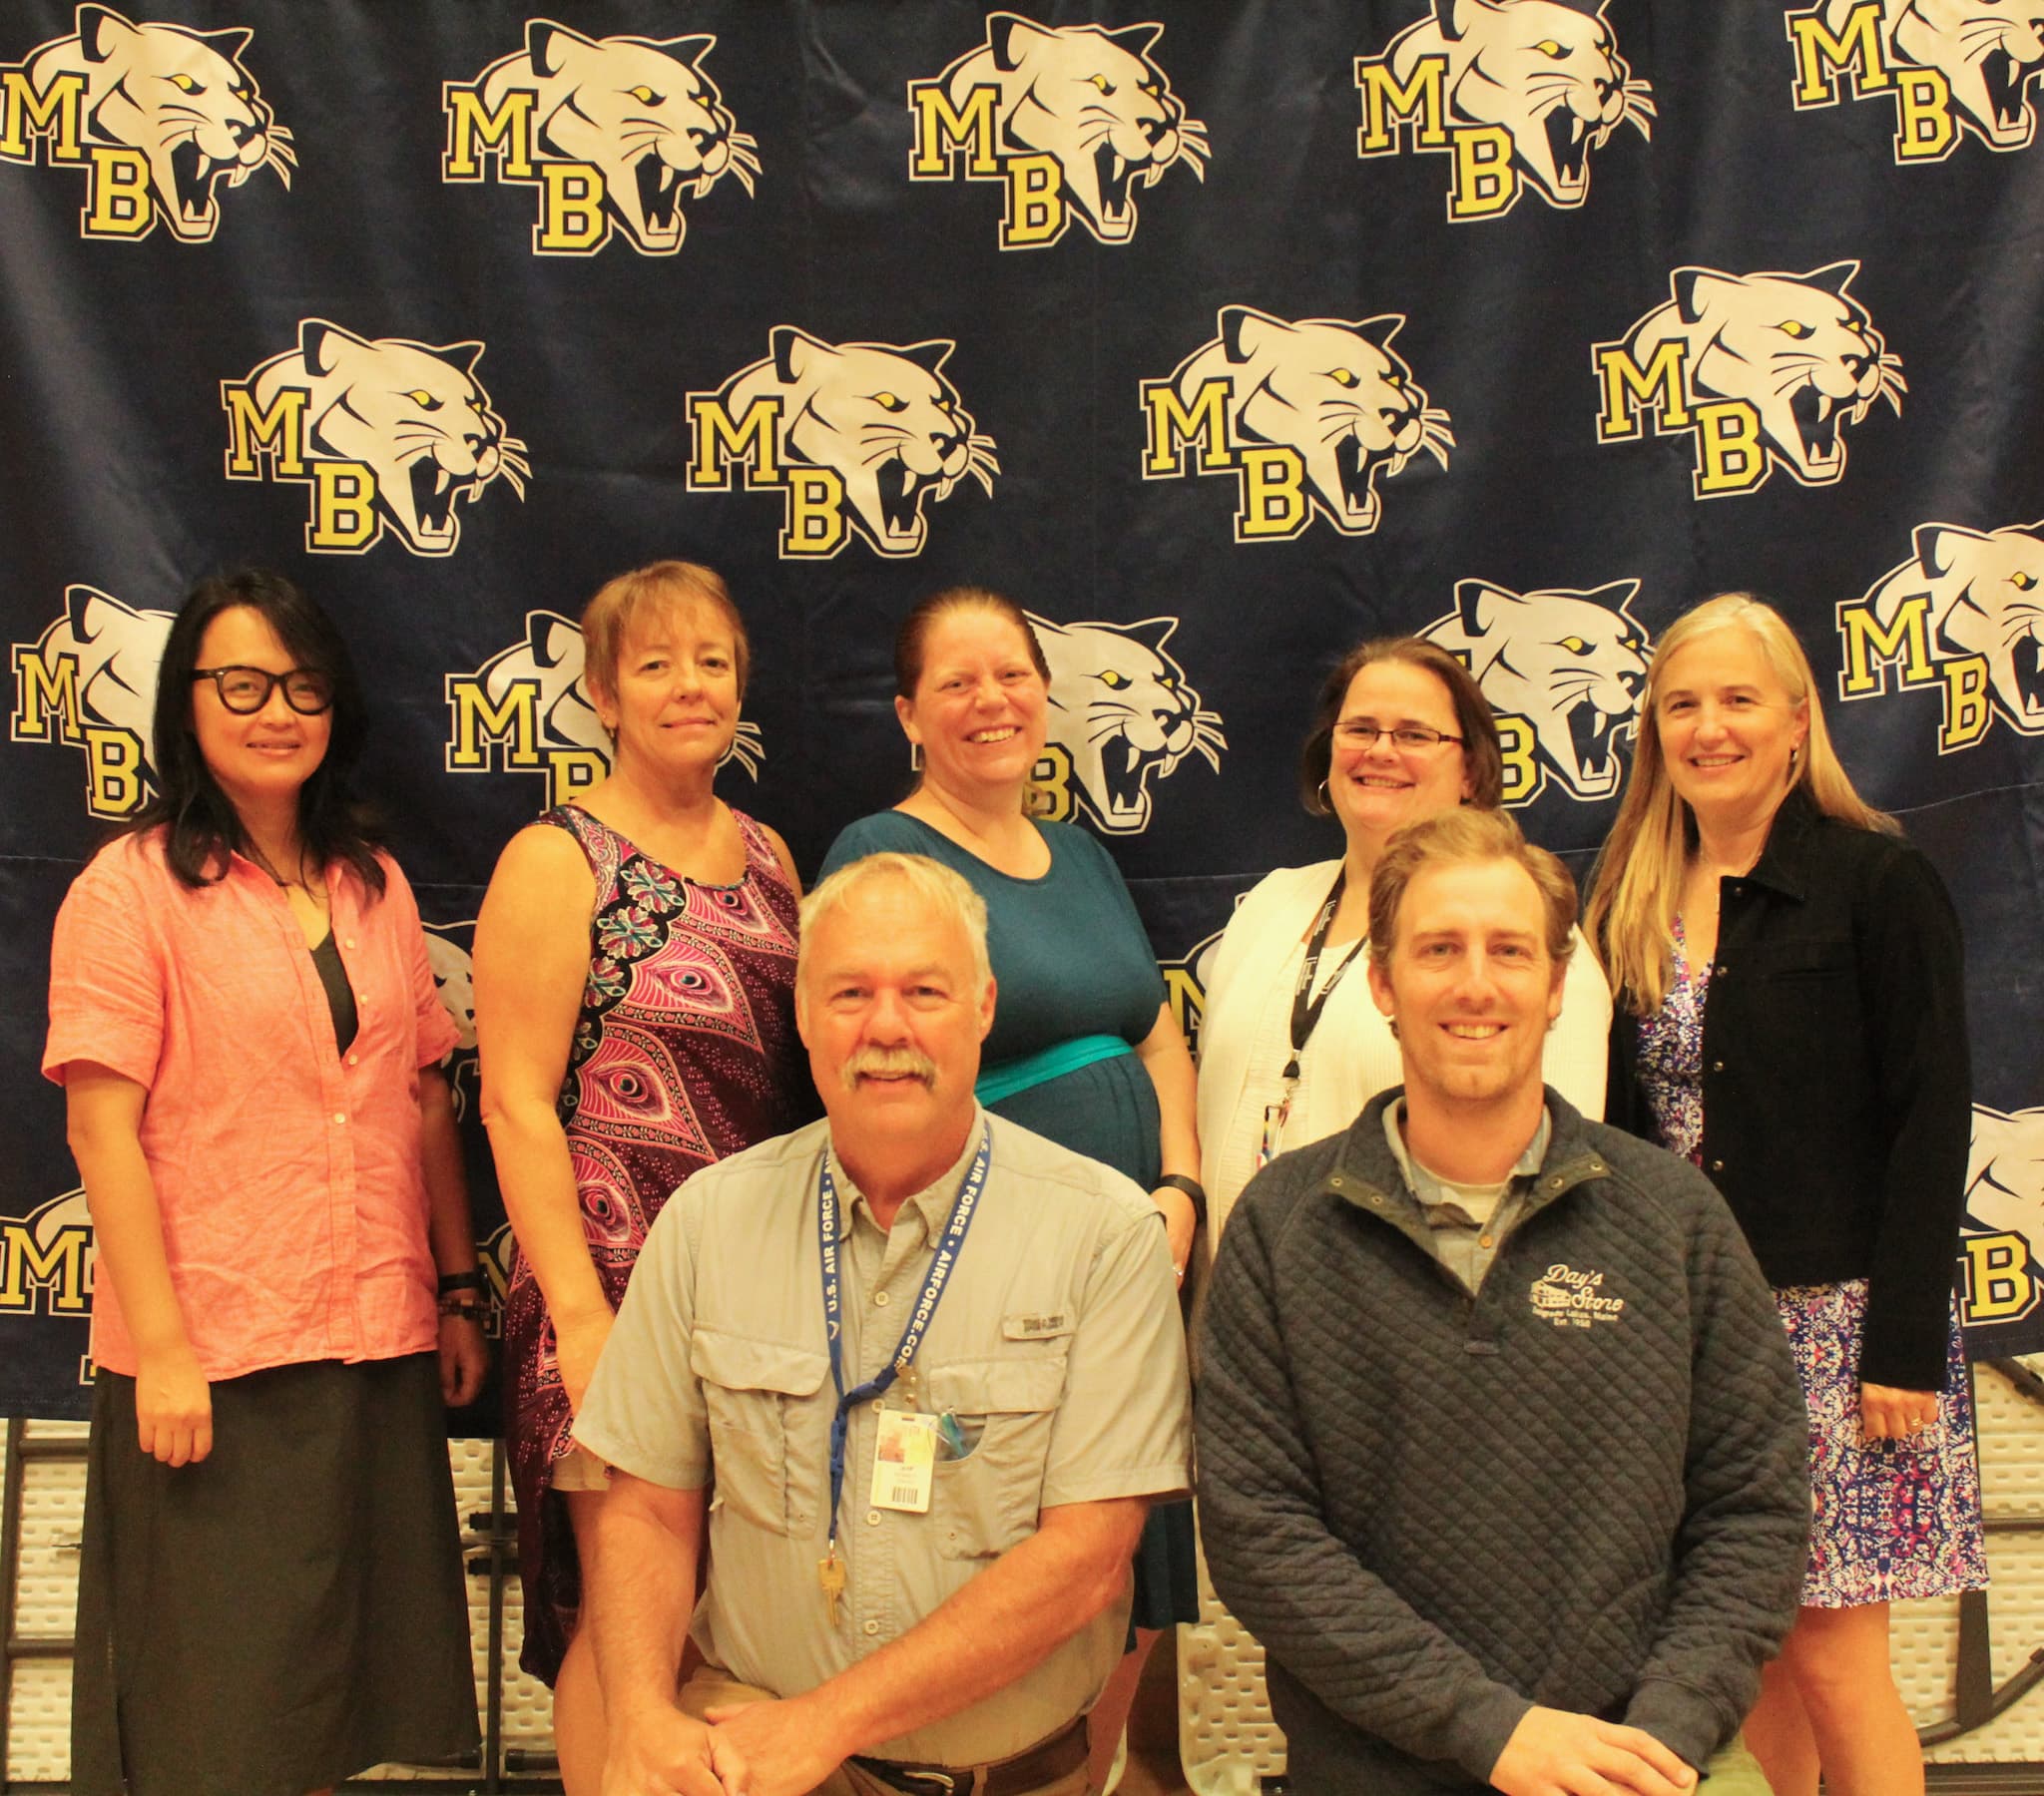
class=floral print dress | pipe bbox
[1637,917,1985,1607]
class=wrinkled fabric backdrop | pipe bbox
[3,0,2042,1421]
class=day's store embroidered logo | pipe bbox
[1528,1261,1625,1327]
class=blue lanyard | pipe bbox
[817,1123,991,1555]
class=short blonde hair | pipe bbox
[1585,593,1892,1013]
[797,852,993,996]
[580,560,750,706]
[1367,809,1578,970]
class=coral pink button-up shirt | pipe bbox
[43,831,460,1382]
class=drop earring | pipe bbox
[910,741,924,773]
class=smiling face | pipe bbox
[797,874,996,1159]
[1329,660,1475,858]
[1368,856,1565,1114]
[594,598,741,780]
[190,606,332,820]
[1652,625,1808,835]
[896,608,1050,803]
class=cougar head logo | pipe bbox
[1868,522,2044,732]
[247,320,530,555]
[1624,262,1905,486]
[1387,0,1655,206]
[1169,305,1453,534]
[475,19,758,252]
[1834,0,2044,148]
[1029,614,1225,833]
[1420,579,1649,799]
[1965,1106,2044,1239]
[714,327,998,557]
[23,3,293,240]
[936,12,1208,241]
[476,610,763,776]
[24,585,175,768]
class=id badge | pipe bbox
[869,1408,938,1513]
[1259,1098,1290,1168]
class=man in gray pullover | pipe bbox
[1197,810,1805,1795]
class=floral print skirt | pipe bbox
[1779,1278,1987,1607]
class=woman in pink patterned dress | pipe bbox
[473,562,811,1793]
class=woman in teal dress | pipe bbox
[818,584,1201,1790]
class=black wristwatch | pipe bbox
[1153,1173,1208,1227]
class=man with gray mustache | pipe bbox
[573,851,1191,1796]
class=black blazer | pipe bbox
[1607,789,1971,1391]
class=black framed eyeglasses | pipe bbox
[192,666,336,714]
[1334,719,1463,750]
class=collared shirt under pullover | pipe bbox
[1196,1090,1806,1793]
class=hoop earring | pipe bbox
[1386,1017,1400,1041]
[910,742,924,773]
[1316,778,1329,811]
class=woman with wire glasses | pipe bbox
[1197,638,1611,1242]
[44,569,483,1796]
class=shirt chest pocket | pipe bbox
[691,1330,829,1538]
[921,1354,1067,1562]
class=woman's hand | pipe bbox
[1860,1380,1939,1442]
[1152,1186,1199,1286]
[135,1341,213,1466]
[556,1307,617,1416]
[439,1309,489,1408]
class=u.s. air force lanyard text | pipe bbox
[815,1122,992,1620]
[1262,867,1365,1166]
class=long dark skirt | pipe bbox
[71,1354,479,1796]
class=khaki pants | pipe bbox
[677,1663,1089,1796]
[1702,1733,1773,1793]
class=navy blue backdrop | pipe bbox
[4,0,2041,1419]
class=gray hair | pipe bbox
[797,851,993,994]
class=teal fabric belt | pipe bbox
[974,1033,1133,1106]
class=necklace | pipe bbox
[249,839,327,906]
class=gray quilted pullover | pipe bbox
[1196,1090,1806,1792]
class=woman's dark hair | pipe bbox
[1296,637,1504,813]
[892,585,1050,699]
[136,569,385,894]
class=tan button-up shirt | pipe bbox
[575,1109,1193,1765]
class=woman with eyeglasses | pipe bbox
[1198,638,1613,1236]
[44,570,484,1796]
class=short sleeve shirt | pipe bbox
[43,831,459,1379]
[574,1109,1193,1765]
